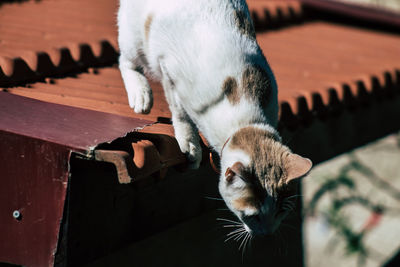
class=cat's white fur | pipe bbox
[118,0,278,170]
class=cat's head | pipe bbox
[219,126,312,236]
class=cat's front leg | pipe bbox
[173,114,203,169]
[162,83,202,169]
[119,54,153,114]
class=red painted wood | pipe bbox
[0,92,154,267]
[0,131,71,267]
[0,92,154,154]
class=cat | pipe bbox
[118,0,312,236]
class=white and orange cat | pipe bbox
[118,0,312,236]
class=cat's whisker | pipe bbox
[225,230,245,242]
[284,194,303,201]
[283,203,295,212]
[282,201,296,211]
[204,196,224,201]
[217,218,242,225]
[241,232,252,259]
[283,203,295,209]
[243,233,250,248]
[223,224,242,228]
[224,234,239,243]
[238,232,249,251]
[283,207,294,213]
[227,228,246,236]
[288,200,296,205]
[234,231,247,241]
[241,234,248,260]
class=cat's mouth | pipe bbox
[241,214,278,236]
[243,223,251,233]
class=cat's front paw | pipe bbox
[128,86,153,114]
[186,142,202,169]
[179,140,202,170]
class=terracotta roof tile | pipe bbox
[248,0,304,27]
[0,0,119,85]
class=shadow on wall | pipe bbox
[84,208,305,267]
[66,153,305,267]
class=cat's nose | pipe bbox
[245,221,275,236]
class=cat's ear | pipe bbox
[285,153,312,183]
[225,162,246,183]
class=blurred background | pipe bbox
[341,0,400,11]
[303,2,400,267]
[303,131,400,267]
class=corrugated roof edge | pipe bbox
[248,0,305,31]
[0,39,118,87]
[278,69,400,130]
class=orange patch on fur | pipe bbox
[144,14,153,41]
[222,76,240,104]
[230,126,288,188]
[233,195,258,211]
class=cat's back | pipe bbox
[121,0,245,15]
[119,0,254,80]
[118,0,249,40]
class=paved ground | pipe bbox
[303,131,400,267]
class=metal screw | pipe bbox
[13,210,22,221]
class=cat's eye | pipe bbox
[225,168,250,185]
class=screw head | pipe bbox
[13,210,21,220]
